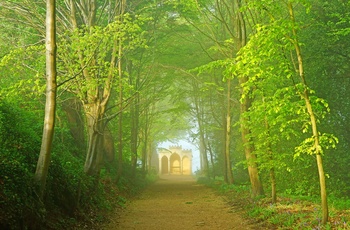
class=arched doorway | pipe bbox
[161,156,168,174]
[182,156,191,175]
[170,153,181,174]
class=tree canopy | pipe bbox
[1,0,350,228]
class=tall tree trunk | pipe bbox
[270,165,276,203]
[142,109,149,173]
[192,79,209,176]
[225,78,234,184]
[288,2,328,224]
[267,138,276,203]
[34,0,57,199]
[115,40,124,183]
[221,111,228,182]
[235,0,264,197]
[130,62,139,177]
[147,139,153,173]
[239,89,264,197]
[130,95,139,176]
[261,96,277,203]
[207,141,216,179]
[199,130,209,176]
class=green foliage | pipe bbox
[0,100,41,163]
[0,150,39,229]
[0,100,41,229]
[1,0,350,228]
[167,0,203,20]
[58,13,148,98]
[0,44,46,109]
[0,99,155,229]
[207,176,349,229]
[226,1,341,205]
[294,133,338,159]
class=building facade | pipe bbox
[158,146,192,175]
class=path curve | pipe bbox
[105,175,254,230]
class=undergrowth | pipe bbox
[0,100,157,230]
[197,177,350,230]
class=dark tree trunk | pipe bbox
[62,98,85,155]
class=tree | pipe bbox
[234,0,338,223]
[179,0,264,191]
[288,2,329,223]
[34,0,57,199]
[115,0,126,184]
[306,0,350,198]
[56,0,148,176]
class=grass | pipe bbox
[198,178,350,230]
[247,196,350,229]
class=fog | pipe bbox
[158,140,201,174]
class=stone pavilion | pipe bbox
[158,146,192,175]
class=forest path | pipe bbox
[105,175,257,230]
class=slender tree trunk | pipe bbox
[270,166,276,201]
[222,112,228,183]
[115,0,126,183]
[266,123,276,204]
[191,79,209,176]
[142,144,147,172]
[288,2,328,224]
[147,140,153,173]
[116,42,124,183]
[267,137,276,203]
[141,106,150,173]
[34,0,57,199]
[199,131,209,176]
[225,78,234,184]
[207,142,216,179]
[263,97,277,203]
[62,98,85,156]
[130,61,139,176]
[130,97,139,176]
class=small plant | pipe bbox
[247,206,264,218]
[117,196,127,208]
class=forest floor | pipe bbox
[104,175,268,230]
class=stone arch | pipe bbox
[161,156,169,174]
[182,156,191,175]
[170,153,181,174]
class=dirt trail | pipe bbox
[105,175,257,230]
[105,176,258,230]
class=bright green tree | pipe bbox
[234,0,338,223]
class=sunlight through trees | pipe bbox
[1,0,350,228]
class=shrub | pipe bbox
[0,100,42,229]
